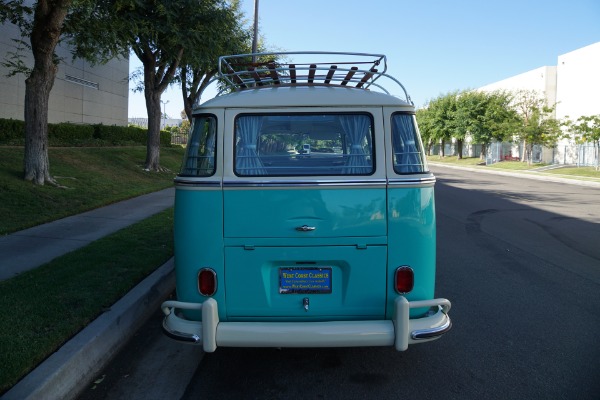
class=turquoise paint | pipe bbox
[224,188,387,238]
[386,186,437,319]
[224,245,387,320]
[174,187,225,320]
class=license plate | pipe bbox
[279,267,332,294]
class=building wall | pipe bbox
[0,19,129,126]
[477,41,600,165]
[479,66,558,115]
[555,42,600,122]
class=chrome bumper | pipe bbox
[161,296,451,352]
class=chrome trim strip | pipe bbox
[388,177,436,186]
[175,179,222,187]
[161,318,201,344]
[411,314,452,340]
[223,179,387,188]
[175,177,436,187]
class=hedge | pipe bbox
[0,118,171,147]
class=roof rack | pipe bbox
[217,51,412,103]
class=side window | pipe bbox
[234,113,374,176]
[391,113,426,174]
[180,115,217,176]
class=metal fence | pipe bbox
[554,144,599,167]
[429,141,598,167]
[431,142,542,164]
[171,134,187,146]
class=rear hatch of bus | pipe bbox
[223,185,387,320]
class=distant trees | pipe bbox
[416,89,565,163]
[510,89,563,164]
[417,90,517,160]
[565,114,600,170]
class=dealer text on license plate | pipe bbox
[279,267,332,294]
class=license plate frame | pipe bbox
[279,267,332,294]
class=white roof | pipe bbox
[196,86,413,111]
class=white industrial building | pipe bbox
[0,17,129,126]
[478,41,600,165]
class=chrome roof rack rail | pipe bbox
[216,51,412,103]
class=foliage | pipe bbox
[48,122,95,143]
[178,0,254,120]
[417,90,525,159]
[418,91,460,157]
[0,118,171,147]
[69,0,252,171]
[511,90,563,164]
[0,118,25,142]
[471,91,518,146]
[564,114,600,170]
[0,0,121,185]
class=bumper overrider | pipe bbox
[161,296,451,352]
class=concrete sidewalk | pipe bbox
[0,187,175,281]
[1,187,177,400]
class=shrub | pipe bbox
[0,119,25,144]
[0,118,171,147]
[48,123,94,145]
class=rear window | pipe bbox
[391,113,426,174]
[180,115,217,177]
[234,113,375,176]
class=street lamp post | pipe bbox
[161,100,169,129]
[252,0,259,63]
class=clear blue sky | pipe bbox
[127,0,600,118]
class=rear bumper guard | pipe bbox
[160,296,451,352]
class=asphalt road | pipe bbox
[79,167,600,400]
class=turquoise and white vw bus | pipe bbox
[161,52,451,352]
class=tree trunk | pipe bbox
[456,139,463,160]
[24,68,55,184]
[144,88,163,171]
[23,0,70,185]
[440,139,445,158]
[480,143,487,160]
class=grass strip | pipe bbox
[428,155,600,179]
[0,208,174,394]
[0,147,184,235]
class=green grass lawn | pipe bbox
[0,146,184,234]
[427,155,600,179]
[0,146,183,394]
[0,209,174,394]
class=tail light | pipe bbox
[198,268,217,296]
[394,266,414,294]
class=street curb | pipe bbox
[2,258,175,400]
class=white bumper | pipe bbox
[161,296,451,352]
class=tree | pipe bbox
[565,114,600,170]
[416,107,435,155]
[511,90,563,165]
[178,0,251,121]
[427,92,459,157]
[74,0,245,171]
[469,91,518,159]
[454,91,482,159]
[1,0,72,185]
[1,0,130,185]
